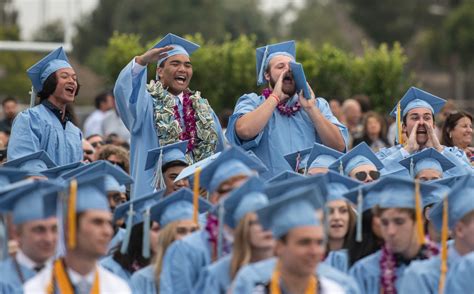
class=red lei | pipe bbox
[262,88,301,117]
[173,91,197,151]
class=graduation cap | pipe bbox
[199,147,268,194]
[289,61,311,99]
[114,189,165,258]
[283,147,312,173]
[264,170,305,184]
[324,170,361,202]
[174,152,221,183]
[307,143,343,170]
[328,142,384,176]
[0,179,65,224]
[40,161,84,179]
[390,87,446,145]
[398,148,456,178]
[256,40,296,86]
[257,185,324,239]
[380,167,411,178]
[0,167,29,188]
[145,141,189,190]
[4,150,57,174]
[152,33,200,66]
[222,177,267,229]
[61,160,133,193]
[264,173,327,201]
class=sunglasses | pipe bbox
[355,170,380,181]
[91,141,104,148]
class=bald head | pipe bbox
[342,99,362,126]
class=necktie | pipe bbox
[33,265,44,272]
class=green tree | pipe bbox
[32,20,65,42]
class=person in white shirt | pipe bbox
[83,91,115,138]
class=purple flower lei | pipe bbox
[262,88,301,117]
[173,90,197,152]
[205,214,219,260]
[380,240,439,294]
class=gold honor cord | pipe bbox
[438,196,449,293]
[396,101,404,145]
[414,180,425,246]
[193,167,202,224]
[270,262,317,294]
[47,259,100,294]
[67,180,78,250]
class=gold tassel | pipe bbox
[193,167,202,224]
[415,180,425,245]
[438,196,449,294]
[270,261,317,294]
[397,101,404,145]
[67,180,77,250]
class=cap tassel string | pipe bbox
[217,203,225,260]
[396,101,404,145]
[338,160,344,175]
[120,204,134,254]
[142,208,151,259]
[438,196,449,294]
[356,187,363,242]
[415,180,425,245]
[152,149,166,190]
[67,180,77,250]
[193,167,201,224]
[29,86,36,108]
[295,152,301,173]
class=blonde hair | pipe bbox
[230,213,254,279]
[153,221,181,291]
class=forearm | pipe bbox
[235,98,278,140]
[306,106,345,151]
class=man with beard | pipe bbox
[114,33,225,199]
[226,41,348,177]
[377,87,472,175]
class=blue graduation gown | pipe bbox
[0,282,15,294]
[195,255,231,294]
[130,265,156,294]
[7,104,82,166]
[106,228,126,256]
[159,229,217,294]
[377,145,473,176]
[324,249,349,273]
[399,243,462,293]
[444,251,474,293]
[0,257,36,290]
[100,255,132,284]
[114,60,225,198]
[349,250,410,294]
[231,257,360,294]
[226,93,348,177]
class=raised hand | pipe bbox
[425,122,443,152]
[404,121,420,154]
[272,69,291,103]
[298,82,317,112]
[136,46,174,66]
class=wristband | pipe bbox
[269,94,280,104]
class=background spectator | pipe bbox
[82,139,95,163]
[342,98,363,148]
[86,134,105,154]
[83,91,115,138]
[329,98,344,122]
[353,111,390,152]
[441,111,473,161]
[97,144,130,174]
[102,108,130,142]
[0,97,19,134]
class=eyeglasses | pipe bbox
[83,149,94,155]
[107,160,126,171]
[354,170,380,181]
[91,141,104,148]
[176,226,199,235]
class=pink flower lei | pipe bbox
[173,90,197,152]
[262,88,301,117]
[380,240,439,294]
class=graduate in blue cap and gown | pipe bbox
[194,177,273,294]
[322,171,360,273]
[349,176,440,294]
[226,40,348,178]
[398,147,457,181]
[130,188,211,294]
[145,140,190,196]
[8,47,82,166]
[231,184,360,294]
[306,142,343,175]
[101,189,164,283]
[3,150,57,177]
[400,174,474,293]
[158,146,267,294]
[329,142,384,183]
[113,33,224,199]
[24,175,132,293]
[0,179,64,291]
[444,250,474,293]
[377,87,472,175]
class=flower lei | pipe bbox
[262,88,301,116]
[148,80,218,162]
[380,240,439,294]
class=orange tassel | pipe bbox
[270,261,317,294]
[397,101,404,145]
[67,180,77,250]
[438,196,449,293]
[193,167,201,224]
[415,180,425,245]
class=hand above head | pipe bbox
[404,121,420,154]
[298,82,317,112]
[425,122,444,152]
[272,69,291,103]
[135,46,174,66]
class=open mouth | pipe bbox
[65,85,75,95]
[282,73,294,83]
[175,75,187,85]
[416,126,427,134]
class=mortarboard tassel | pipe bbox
[396,101,404,145]
[193,167,202,224]
[356,187,363,242]
[67,180,77,250]
[29,86,36,108]
[409,158,415,178]
[338,160,344,175]
[217,203,225,260]
[142,207,151,259]
[438,196,449,294]
[55,191,67,258]
[414,180,425,246]
[0,217,8,259]
[295,152,301,173]
[152,149,166,190]
[257,46,269,86]
[120,204,134,254]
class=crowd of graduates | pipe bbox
[0,32,473,294]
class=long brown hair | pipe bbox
[326,201,357,252]
[153,221,181,291]
[441,111,473,147]
[230,213,254,279]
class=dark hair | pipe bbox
[37,72,81,102]
[402,112,435,126]
[218,108,233,129]
[86,134,103,141]
[162,160,188,174]
[441,111,473,147]
[357,111,389,146]
[113,223,151,273]
[347,210,383,267]
[2,96,17,106]
[94,91,113,109]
